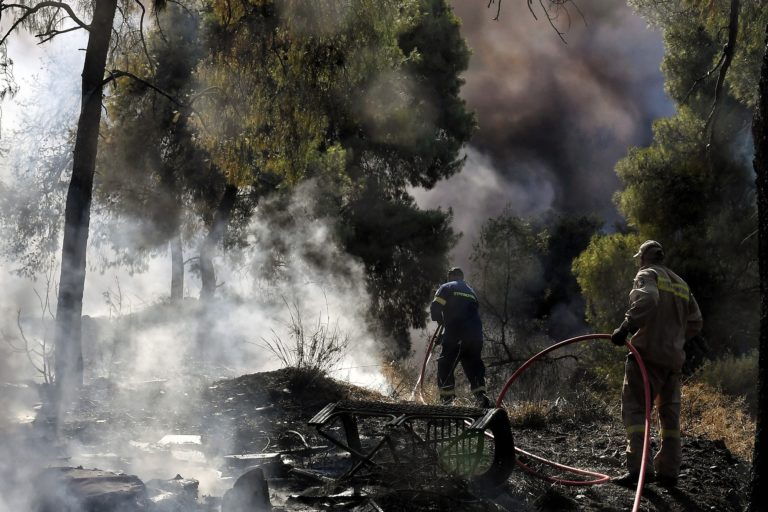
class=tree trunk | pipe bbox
[170,232,184,303]
[749,22,768,512]
[199,184,238,299]
[53,0,118,403]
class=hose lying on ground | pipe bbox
[416,333,652,512]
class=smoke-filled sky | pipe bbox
[412,0,674,267]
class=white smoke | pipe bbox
[410,147,556,268]
[0,27,386,510]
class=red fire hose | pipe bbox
[413,324,443,403]
[417,333,652,512]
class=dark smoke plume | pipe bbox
[413,0,674,265]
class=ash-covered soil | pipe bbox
[0,368,752,511]
[202,368,751,511]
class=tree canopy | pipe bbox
[575,0,765,356]
[92,0,475,355]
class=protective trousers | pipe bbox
[437,330,486,402]
[621,355,682,479]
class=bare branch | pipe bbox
[134,0,155,73]
[682,50,727,104]
[570,0,586,28]
[33,288,46,316]
[705,0,740,145]
[491,0,582,43]
[15,310,46,376]
[35,24,84,44]
[0,1,90,45]
[539,0,567,44]
[526,0,538,20]
[493,0,502,21]
[154,7,168,44]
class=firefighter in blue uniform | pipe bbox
[430,267,493,408]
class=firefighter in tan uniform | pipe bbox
[611,240,703,487]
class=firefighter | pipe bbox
[430,267,492,408]
[611,240,703,487]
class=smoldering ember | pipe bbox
[0,0,767,511]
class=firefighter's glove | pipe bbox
[611,325,630,346]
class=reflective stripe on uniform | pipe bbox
[656,275,690,301]
[626,424,646,435]
[453,291,477,300]
[660,428,681,439]
[433,297,447,305]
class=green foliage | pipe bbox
[194,0,403,187]
[615,109,714,239]
[470,208,547,358]
[194,0,474,191]
[631,0,768,109]
[469,209,601,364]
[572,232,643,333]
[473,211,547,312]
[693,351,758,411]
[612,110,758,355]
[341,184,457,357]
[579,0,762,357]
[97,3,216,270]
[391,0,474,188]
[191,1,473,355]
[536,213,602,338]
[98,0,473,354]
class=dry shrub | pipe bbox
[552,389,614,424]
[505,390,613,429]
[379,356,440,403]
[681,382,755,461]
[506,401,549,428]
[260,297,349,374]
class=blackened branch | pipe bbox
[102,69,184,107]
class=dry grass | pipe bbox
[505,390,614,429]
[695,352,757,414]
[506,400,549,428]
[259,297,349,373]
[681,382,755,461]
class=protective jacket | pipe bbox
[623,264,703,370]
[430,280,482,337]
[430,279,486,401]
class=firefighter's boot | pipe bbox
[475,391,493,408]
